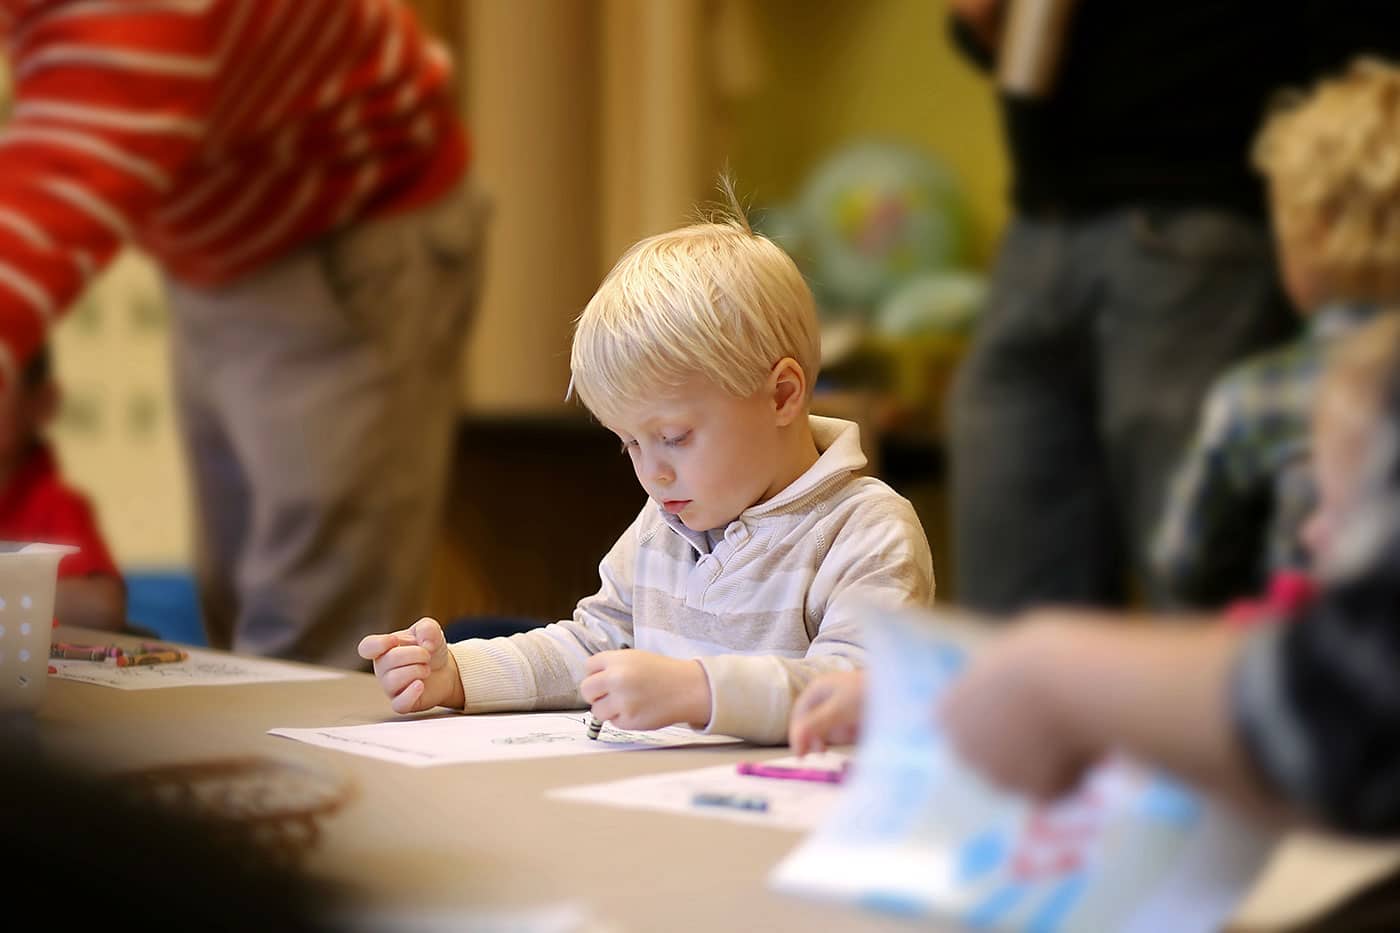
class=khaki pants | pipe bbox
[168,177,489,668]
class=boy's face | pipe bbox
[602,374,793,533]
[1278,240,1328,317]
[1300,400,1371,563]
[1269,186,1329,315]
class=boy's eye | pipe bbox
[662,432,690,447]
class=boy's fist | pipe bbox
[357,617,464,713]
[579,650,712,731]
[789,670,866,755]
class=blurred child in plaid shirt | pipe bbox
[1153,59,1400,609]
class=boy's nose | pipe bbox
[650,456,673,486]
[637,450,671,486]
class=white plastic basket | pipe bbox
[0,542,76,714]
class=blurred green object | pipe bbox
[874,271,986,337]
[792,141,970,319]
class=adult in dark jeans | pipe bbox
[946,0,1400,611]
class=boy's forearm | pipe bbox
[1039,618,1287,818]
[444,651,465,710]
[699,653,857,744]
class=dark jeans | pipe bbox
[949,208,1296,613]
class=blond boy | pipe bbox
[360,201,934,744]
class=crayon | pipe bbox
[50,642,116,662]
[692,792,769,812]
[737,761,849,784]
[114,649,188,667]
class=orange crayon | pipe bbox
[115,649,188,667]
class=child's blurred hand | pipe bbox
[357,617,464,714]
[940,619,1095,800]
[580,650,712,731]
[788,670,866,755]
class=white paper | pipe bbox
[269,712,742,767]
[771,608,1276,932]
[550,752,851,831]
[49,648,344,689]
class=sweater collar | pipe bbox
[743,415,867,516]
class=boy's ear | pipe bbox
[770,357,807,426]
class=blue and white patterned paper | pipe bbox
[771,608,1276,932]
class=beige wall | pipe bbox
[453,0,1007,413]
[457,0,728,413]
[37,0,1009,570]
[459,1,600,413]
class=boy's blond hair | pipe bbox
[1254,57,1400,302]
[1318,311,1400,435]
[569,190,820,425]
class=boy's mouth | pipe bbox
[662,499,691,514]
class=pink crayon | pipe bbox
[737,761,848,784]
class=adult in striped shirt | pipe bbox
[0,0,486,667]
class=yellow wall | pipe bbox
[730,0,1008,267]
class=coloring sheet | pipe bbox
[770,609,1277,932]
[50,649,344,689]
[550,752,851,831]
[270,712,741,766]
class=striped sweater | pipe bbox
[0,0,467,383]
[448,416,937,745]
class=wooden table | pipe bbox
[30,628,1400,932]
[33,627,931,933]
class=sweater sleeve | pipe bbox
[698,495,936,744]
[447,508,642,712]
[0,6,217,379]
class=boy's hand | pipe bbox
[940,619,1095,800]
[357,617,464,714]
[580,650,712,731]
[788,670,866,755]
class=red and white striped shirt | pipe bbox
[0,0,469,383]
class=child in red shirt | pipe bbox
[0,348,124,630]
